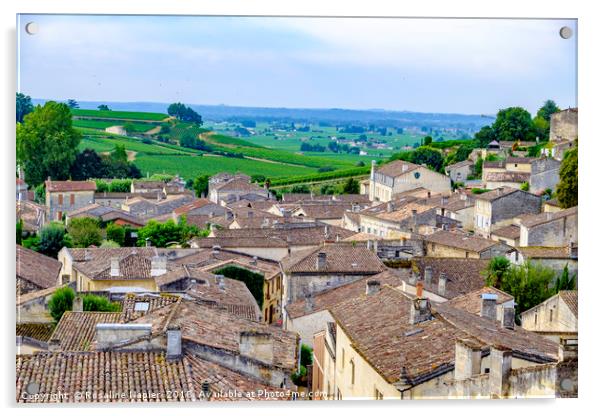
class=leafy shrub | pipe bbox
[106,223,126,246]
[83,294,121,312]
[48,286,75,322]
[213,265,264,308]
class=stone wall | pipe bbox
[550,109,578,143]
[529,158,561,194]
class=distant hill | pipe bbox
[32,99,493,130]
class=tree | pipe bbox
[342,177,360,194]
[66,99,79,109]
[123,123,136,135]
[520,182,530,191]
[167,102,203,124]
[557,142,578,208]
[412,146,444,171]
[192,174,210,197]
[70,148,105,180]
[474,125,497,148]
[487,260,556,317]
[532,116,549,142]
[491,107,535,142]
[16,220,24,245]
[48,286,75,322]
[16,92,33,123]
[97,104,110,111]
[423,136,433,146]
[38,222,72,258]
[106,223,126,246]
[554,264,576,292]
[290,184,311,194]
[484,256,511,289]
[136,217,204,248]
[82,294,121,312]
[67,217,103,248]
[16,101,82,186]
[537,100,561,123]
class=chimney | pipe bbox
[416,282,424,298]
[316,252,327,270]
[411,209,417,217]
[558,337,578,362]
[409,269,418,285]
[427,191,431,198]
[73,296,83,312]
[387,202,393,213]
[215,274,226,291]
[145,238,152,247]
[366,280,381,295]
[489,346,512,398]
[438,273,447,297]
[409,298,432,325]
[48,338,61,352]
[110,257,120,277]
[424,266,432,286]
[324,225,329,237]
[95,323,152,350]
[304,293,314,313]
[150,255,167,277]
[480,293,498,320]
[502,306,515,330]
[454,339,482,381]
[239,331,274,365]
[366,240,372,250]
[212,245,221,255]
[166,324,182,361]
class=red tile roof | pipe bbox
[45,180,97,192]
[16,245,61,290]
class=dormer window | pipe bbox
[134,302,150,312]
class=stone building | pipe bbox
[550,108,578,143]
[445,160,474,183]
[519,207,577,247]
[45,179,97,221]
[529,157,561,194]
[208,173,269,204]
[368,160,451,203]
[424,230,513,259]
[317,285,573,399]
[521,290,578,342]
[473,187,541,238]
[279,243,384,309]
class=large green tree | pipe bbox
[537,99,561,122]
[192,174,210,197]
[557,141,578,208]
[491,107,536,142]
[67,217,103,248]
[342,177,360,194]
[16,92,33,123]
[16,101,81,186]
[411,146,444,172]
[38,221,72,258]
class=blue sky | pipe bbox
[17,15,577,115]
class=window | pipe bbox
[341,348,345,368]
[535,313,538,325]
[549,309,554,322]
[375,388,384,400]
[70,193,75,206]
[336,388,342,400]
[350,359,355,385]
[58,194,63,205]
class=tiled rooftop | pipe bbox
[16,245,61,290]
[281,243,385,274]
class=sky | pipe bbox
[17,15,577,115]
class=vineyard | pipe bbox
[71,108,169,121]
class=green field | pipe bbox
[73,119,159,133]
[135,154,316,179]
[71,109,168,121]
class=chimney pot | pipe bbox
[366,280,381,295]
[480,293,498,320]
[454,339,482,381]
[166,324,182,361]
[409,298,431,325]
[316,252,327,270]
[438,273,447,296]
[416,282,424,298]
[424,266,433,285]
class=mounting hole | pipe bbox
[559,26,573,39]
[25,22,38,35]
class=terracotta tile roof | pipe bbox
[45,180,97,192]
[132,180,164,189]
[409,257,490,299]
[445,160,474,170]
[285,270,404,319]
[215,177,265,192]
[375,160,420,177]
[472,186,519,201]
[517,246,573,259]
[424,231,502,253]
[16,245,61,290]
[483,171,531,183]
[506,157,535,164]
[17,285,62,307]
[173,198,216,215]
[16,351,196,403]
[230,216,305,229]
[281,243,385,274]
[185,354,292,401]
[521,206,577,228]
[121,293,180,321]
[68,203,145,226]
[483,160,505,169]
[292,203,352,220]
[364,202,436,223]
[445,287,514,315]
[51,311,123,351]
[131,300,299,370]
[194,236,290,249]
[16,323,55,342]
[330,286,558,386]
[559,290,578,318]
[491,224,521,240]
